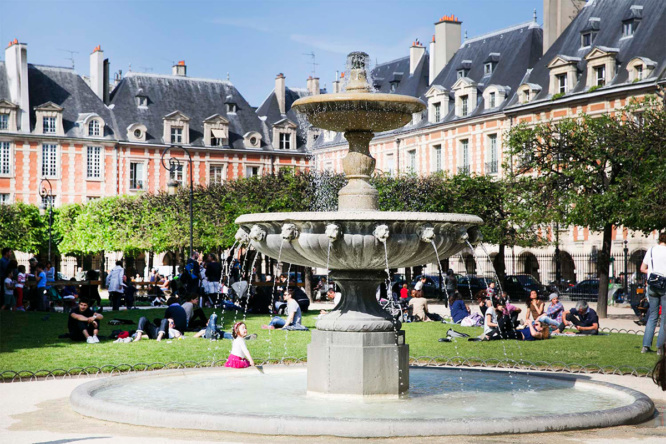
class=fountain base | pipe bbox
[307,330,409,397]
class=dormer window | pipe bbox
[390,81,398,92]
[136,96,148,107]
[162,111,190,145]
[622,20,636,37]
[581,33,592,47]
[0,114,7,130]
[484,63,493,76]
[635,65,643,80]
[43,117,56,134]
[279,133,291,150]
[461,95,468,116]
[627,57,656,82]
[457,70,467,79]
[170,127,183,143]
[524,90,530,102]
[88,120,100,136]
[433,102,441,121]
[489,92,496,109]
[0,100,18,132]
[226,103,237,113]
[595,66,606,87]
[203,114,229,147]
[243,131,263,149]
[518,83,541,104]
[557,74,567,94]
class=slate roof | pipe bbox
[0,62,117,138]
[506,0,666,108]
[430,21,543,120]
[255,85,310,150]
[314,21,542,149]
[109,72,273,150]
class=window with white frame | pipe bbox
[171,127,183,144]
[170,164,184,185]
[408,150,416,172]
[0,142,10,175]
[88,120,100,136]
[433,145,442,172]
[461,95,468,116]
[129,162,145,190]
[385,153,395,176]
[433,102,441,121]
[86,146,101,179]
[245,166,260,177]
[581,33,592,47]
[0,193,9,204]
[41,144,58,177]
[209,165,225,185]
[557,74,567,94]
[226,103,237,113]
[622,21,636,37]
[487,134,498,174]
[43,116,57,134]
[0,114,8,130]
[484,63,493,76]
[279,133,291,150]
[595,65,605,86]
[636,65,643,80]
[136,96,148,107]
[458,139,469,174]
[489,92,496,109]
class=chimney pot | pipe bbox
[5,41,30,130]
[172,61,187,76]
[275,73,286,114]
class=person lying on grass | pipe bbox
[134,317,182,342]
[193,313,257,341]
[68,299,103,343]
[485,300,549,341]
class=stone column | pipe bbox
[338,131,378,211]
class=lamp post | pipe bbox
[554,222,562,289]
[623,240,629,296]
[39,178,54,264]
[161,145,194,258]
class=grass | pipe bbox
[0,308,660,377]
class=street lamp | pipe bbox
[161,145,194,258]
[39,178,54,265]
[623,240,629,296]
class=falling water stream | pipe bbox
[380,239,404,393]
[267,240,285,363]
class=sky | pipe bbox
[1,0,543,106]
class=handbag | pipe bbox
[647,247,666,291]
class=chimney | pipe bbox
[172,60,187,76]
[307,76,320,95]
[409,40,425,75]
[543,0,586,53]
[5,39,29,132]
[332,71,341,93]
[433,14,462,79]
[429,35,437,84]
[90,45,110,103]
[275,73,286,115]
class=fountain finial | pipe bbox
[345,51,371,93]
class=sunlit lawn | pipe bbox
[0,309,659,377]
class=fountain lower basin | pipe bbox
[70,366,654,437]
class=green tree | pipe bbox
[0,202,46,253]
[505,100,666,317]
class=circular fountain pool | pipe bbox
[70,366,653,437]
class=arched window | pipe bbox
[88,120,100,137]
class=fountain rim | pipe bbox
[235,210,484,225]
[70,366,655,437]
[291,92,426,110]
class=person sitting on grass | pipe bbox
[68,299,103,343]
[496,292,522,327]
[525,290,544,323]
[538,293,565,330]
[449,291,469,323]
[633,294,649,326]
[134,317,182,342]
[181,293,209,330]
[557,300,599,335]
[483,296,499,338]
[262,288,308,330]
[408,290,431,322]
[224,322,255,368]
[475,291,491,317]
[487,315,550,341]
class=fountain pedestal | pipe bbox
[306,270,409,397]
[307,330,409,397]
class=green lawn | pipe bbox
[0,309,659,378]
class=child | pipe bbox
[16,265,26,311]
[224,321,255,368]
[2,268,15,310]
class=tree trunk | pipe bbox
[597,223,613,318]
[494,243,507,287]
[405,267,412,287]
[100,250,106,288]
[304,266,313,302]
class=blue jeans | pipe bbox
[204,314,233,340]
[642,286,666,349]
[269,316,286,328]
[538,315,561,328]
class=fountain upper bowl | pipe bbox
[235,211,482,270]
[292,93,426,133]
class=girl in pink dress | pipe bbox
[224,322,255,368]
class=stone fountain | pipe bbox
[69,52,655,437]
[235,52,483,397]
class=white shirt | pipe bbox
[643,244,666,276]
[230,336,250,359]
[414,280,424,291]
[106,266,124,292]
